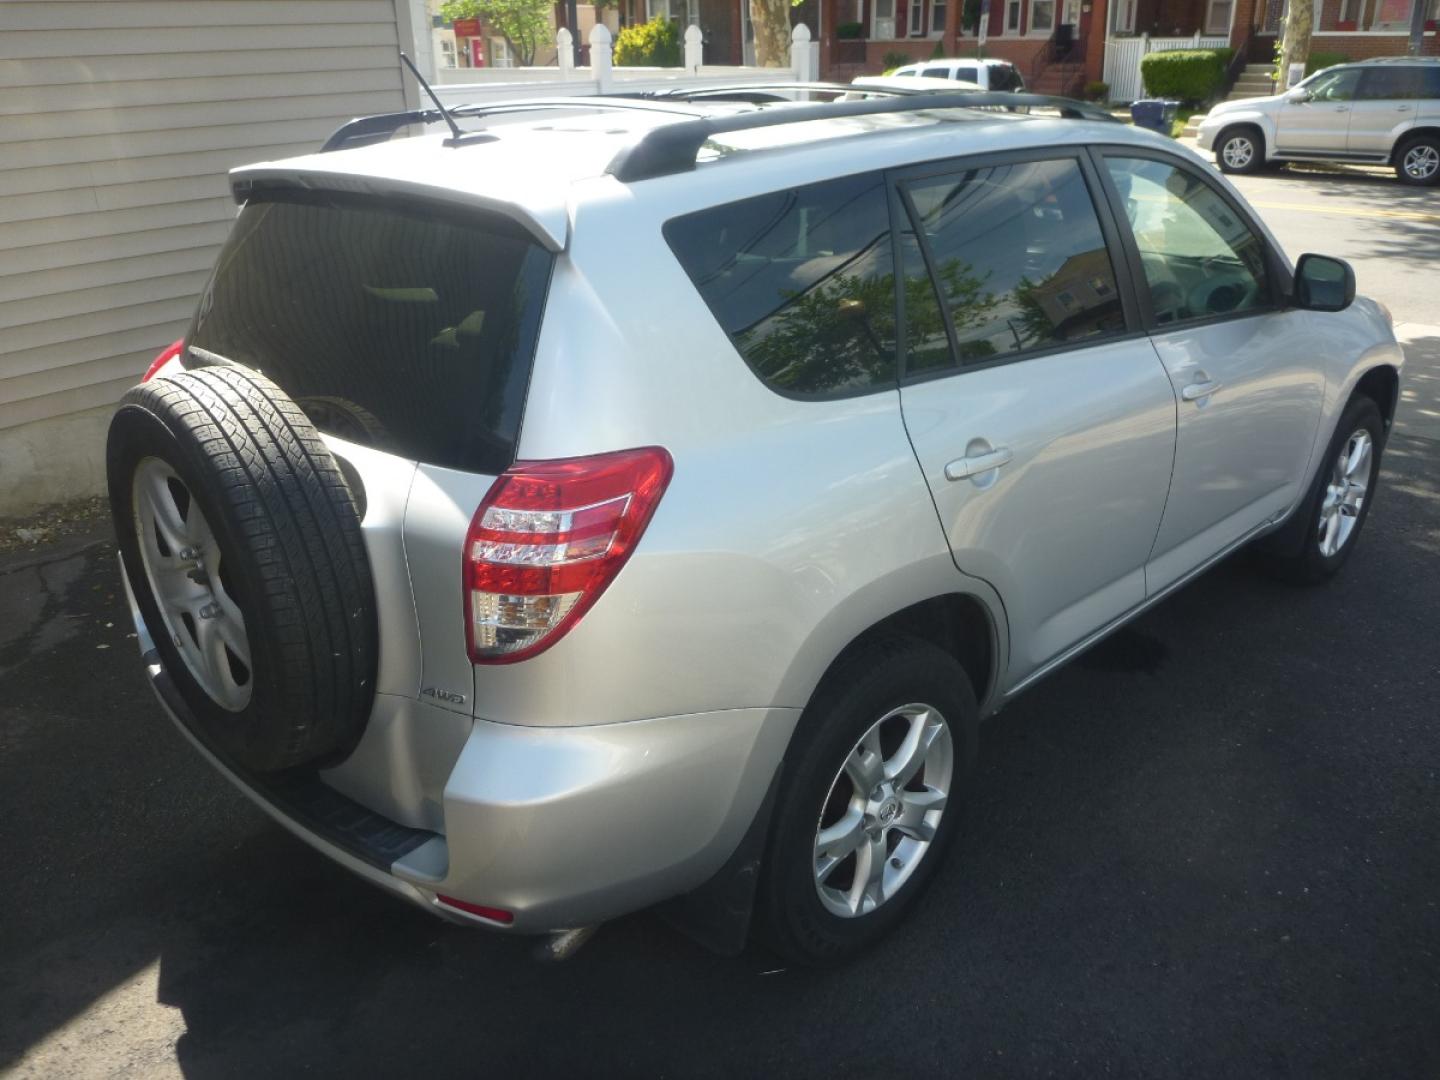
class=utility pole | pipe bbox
[1406,0,1426,55]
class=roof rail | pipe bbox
[605,90,1119,183]
[321,97,708,153]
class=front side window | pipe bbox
[664,173,897,398]
[900,157,1125,370]
[954,65,980,82]
[1105,156,1271,326]
[1306,67,1361,101]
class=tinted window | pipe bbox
[1423,67,1440,99]
[924,66,952,78]
[186,192,552,475]
[1357,66,1421,99]
[954,66,980,82]
[664,174,897,398]
[900,158,1125,368]
[1105,156,1270,325]
[1307,67,1361,101]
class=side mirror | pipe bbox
[1284,86,1311,103]
[1293,253,1355,312]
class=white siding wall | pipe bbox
[0,0,413,510]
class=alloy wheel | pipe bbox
[812,703,954,918]
[1403,144,1439,182]
[132,457,253,710]
[1222,136,1254,170]
[1318,428,1372,558]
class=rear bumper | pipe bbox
[122,556,797,932]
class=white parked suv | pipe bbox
[1198,57,1440,185]
[109,87,1402,964]
[890,57,1028,91]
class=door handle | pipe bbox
[945,446,1013,481]
[1397,105,1413,112]
[1334,106,1350,113]
[1181,380,1221,402]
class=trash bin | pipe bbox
[1130,99,1180,134]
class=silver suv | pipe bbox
[108,88,1403,964]
[1198,57,1440,185]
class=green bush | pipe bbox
[881,49,912,70]
[613,16,680,67]
[1140,48,1233,104]
[1306,50,1347,75]
[1084,80,1110,101]
[835,20,863,38]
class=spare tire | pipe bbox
[107,365,377,773]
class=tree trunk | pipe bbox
[1279,0,1314,87]
[750,0,791,67]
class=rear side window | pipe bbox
[1357,67,1420,99]
[1423,67,1440,99]
[664,173,897,398]
[924,66,952,78]
[185,192,552,475]
[900,157,1125,369]
[954,66,980,82]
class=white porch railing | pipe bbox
[1103,32,1229,103]
[433,24,816,108]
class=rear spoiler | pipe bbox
[228,165,569,253]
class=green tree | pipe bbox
[613,16,681,66]
[442,0,552,66]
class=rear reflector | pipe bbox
[436,895,515,924]
[464,447,673,664]
[142,339,185,382]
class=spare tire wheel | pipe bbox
[107,365,377,773]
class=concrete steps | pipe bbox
[1183,64,1275,137]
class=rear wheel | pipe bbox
[1216,126,1265,175]
[1395,134,1440,186]
[758,637,979,964]
[108,365,377,773]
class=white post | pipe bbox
[790,23,814,81]
[590,23,613,93]
[684,24,703,73]
[1192,29,1200,44]
[557,27,575,78]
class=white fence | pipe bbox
[1103,33,1229,103]
[433,24,817,109]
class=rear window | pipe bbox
[185,190,553,475]
[663,172,897,399]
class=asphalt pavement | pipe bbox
[1,166,1438,1079]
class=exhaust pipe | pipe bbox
[534,925,600,963]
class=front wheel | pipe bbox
[1255,395,1384,585]
[1395,135,1440,186]
[1216,127,1265,175]
[757,637,979,965]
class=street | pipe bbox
[1,163,1438,1078]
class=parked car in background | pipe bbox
[108,87,1402,967]
[889,57,1027,92]
[851,73,984,96]
[1198,56,1440,185]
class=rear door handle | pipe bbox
[945,447,1013,481]
[1397,105,1413,112]
[1181,380,1221,402]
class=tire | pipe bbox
[1254,395,1385,585]
[1216,126,1265,175]
[757,636,980,965]
[107,365,377,773]
[1394,134,1440,187]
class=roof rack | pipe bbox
[321,97,708,153]
[606,90,1120,182]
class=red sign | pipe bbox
[452,17,480,36]
[469,38,486,66]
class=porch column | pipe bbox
[1083,0,1108,84]
[945,0,960,54]
[821,0,838,75]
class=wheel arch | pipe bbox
[1390,126,1440,164]
[1353,362,1401,434]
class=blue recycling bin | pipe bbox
[1130,99,1180,134]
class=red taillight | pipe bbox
[464,446,673,664]
[141,339,185,382]
[436,895,514,924]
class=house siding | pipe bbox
[0,0,413,513]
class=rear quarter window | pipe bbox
[664,173,898,399]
